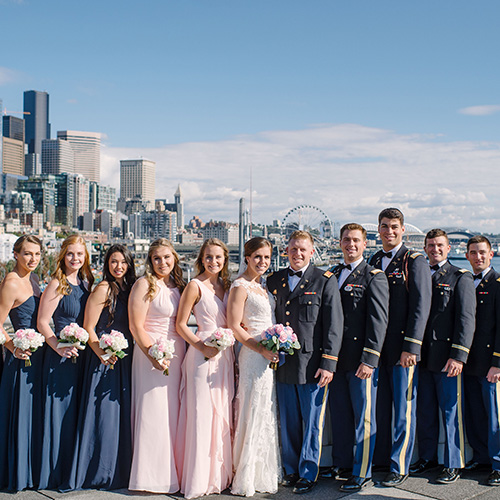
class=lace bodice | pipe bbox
[231,278,273,339]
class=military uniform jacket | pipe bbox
[465,268,500,378]
[421,261,476,373]
[267,265,344,385]
[333,261,389,372]
[369,244,432,366]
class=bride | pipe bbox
[227,237,280,497]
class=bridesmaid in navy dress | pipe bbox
[0,235,43,491]
[70,244,136,489]
[37,235,93,491]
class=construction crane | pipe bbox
[2,109,30,116]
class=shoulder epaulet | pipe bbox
[497,277,500,282]
[323,270,333,278]
[370,269,384,275]
[409,252,422,259]
[459,268,470,274]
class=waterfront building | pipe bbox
[200,220,239,245]
[120,158,155,210]
[57,130,101,182]
[129,210,177,241]
[24,90,50,176]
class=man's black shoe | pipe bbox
[464,460,490,472]
[436,467,461,484]
[282,473,300,487]
[487,470,500,486]
[381,472,408,487]
[318,466,351,479]
[409,459,439,475]
[340,475,371,492]
[292,478,317,494]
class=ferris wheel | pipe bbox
[281,205,333,263]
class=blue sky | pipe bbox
[1,0,500,230]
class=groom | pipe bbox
[267,230,343,494]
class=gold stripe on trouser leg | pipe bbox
[359,378,372,478]
[314,383,329,481]
[398,365,415,473]
[496,381,500,431]
[457,373,465,468]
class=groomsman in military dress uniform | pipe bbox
[267,230,343,494]
[411,229,476,484]
[369,208,432,487]
[327,223,389,492]
[464,235,500,486]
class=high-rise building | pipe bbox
[57,130,100,182]
[174,184,184,229]
[120,158,155,210]
[2,116,25,176]
[41,138,75,175]
[18,174,57,224]
[24,90,50,176]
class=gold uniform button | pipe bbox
[487,344,491,348]
[286,311,290,315]
[308,301,312,304]
[447,338,451,341]
[286,322,290,326]
[300,285,304,289]
[353,337,357,341]
[286,301,290,305]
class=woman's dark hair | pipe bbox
[102,244,136,325]
[244,237,272,262]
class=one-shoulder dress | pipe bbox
[39,281,89,491]
[0,295,43,491]
[70,289,133,490]
[230,278,280,496]
[129,280,186,493]
[175,278,234,500]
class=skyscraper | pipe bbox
[57,130,101,182]
[2,116,25,176]
[41,138,75,175]
[24,90,50,176]
[120,158,155,210]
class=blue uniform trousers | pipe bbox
[373,364,418,474]
[417,367,466,469]
[329,368,378,478]
[277,381,329,482]
[464,374,500,470]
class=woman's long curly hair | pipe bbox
[144,238,185,301]
[194,238,231,291]
[102,244,136,326]
[54,235,94,295]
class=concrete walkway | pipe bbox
[0,468,498,500]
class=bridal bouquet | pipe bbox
[148,337,175,375]
[204,327,235,360]
[260,324,301,370]
[99,330,129,369]
[13,328,45,367]
[58,323,89,363]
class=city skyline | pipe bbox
[1,1,499,230]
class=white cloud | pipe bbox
[0,66,21,86]
[458,105,500,116]
[100,123,500,231]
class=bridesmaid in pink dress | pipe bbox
[128,238,186,493]
[175,238,235,499]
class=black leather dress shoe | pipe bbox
[340,475,371,492]
[465,460,490,471]
[409,459,439,475]
[488,470,500,486]
[381,472,408,487]
[282,473,300,487]
[292,478,317,494]
[436,467,461,484]
[318,466,351,479]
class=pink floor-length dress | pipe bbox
[176,278,235,499]
[129,280,186,493]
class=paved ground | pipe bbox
[0,469,498,500]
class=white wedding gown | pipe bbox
[230,278,281,497]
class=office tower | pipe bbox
[42,138,75,175]
[120,158,155,210]
[2,116,25,176]
[174,184,184,229]
[24,90,50,175]
[18,174,57,224]
[57,130,101,182]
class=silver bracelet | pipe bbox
[13,347,18,357]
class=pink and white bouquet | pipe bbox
[260,323,301,370]
[148,337,175,375]
[57,322,89,363]
[13,328,45,367]
[204,327,235,360]
[99,329,129,369]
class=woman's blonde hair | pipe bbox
[54,235,94,295]
[194,238,231,291]
[144,238,185,300]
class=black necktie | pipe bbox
[288,269,302,278]
[473,273,482,281]
[382,251,392,259]
[430,264,440,271]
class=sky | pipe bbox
[1,0,500,231]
